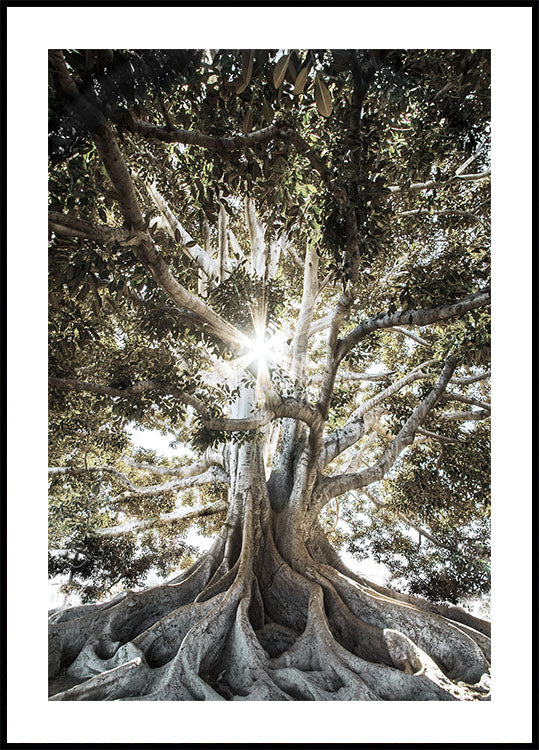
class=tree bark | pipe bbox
[49,424,490,701]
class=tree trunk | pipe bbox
[48,431,490,701]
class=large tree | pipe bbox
[48,48,491,701]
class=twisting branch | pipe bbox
[319,360,437,467]
[129,116,332,184]
[49,376,320,431]
[388,169,491,195]
[129,118,288,152]
[110,466,229,504]
[48,211,129,246]
[144,182,221,281]
[319,357,458,504]
[49,463,228,504]
[338,288,490,359]
[124,448,224,477]
[90,499,229,538]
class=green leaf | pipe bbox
[314,74,332,118]
[236,50,254,94]
[284,58,297,85]
[262,98,274,124]
[273,53,291,89]
[242,110,254,134]
[294,65,310,95]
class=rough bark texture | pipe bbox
[49,437,490,702]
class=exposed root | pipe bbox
[49,504,490,701]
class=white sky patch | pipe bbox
[128,424,194,459]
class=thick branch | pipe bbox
[90,499,228,538]
[319,361,436,467]
[145,182,221,280]
[320,357,457,502]
[48,211,129,246]
[309,314,332,336]
[130,118,286,152]
[290,243,319,383]
[49,377,320,431]
[339,288,490,358]
[124,449,224,477]
[110,466,229,504]
[388,170,491,195]
[316,292,356,420]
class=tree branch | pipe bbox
[388,169,491,195]
[415,428,466,444]
[109,466,229,504]
[49,376,320,431]
[440,391,491,411]
[144,181,221,281]
[124,448,224,477]
[339,288,490,359]
[129,118,287,152]
[48,211,129,246]
[130,116,333,186]
[90,499,228,538]
[319,360,437,467]
[49,463,229,503]
[440,409,491,422]
[389,327,432,348]
[319,357,458,503]
[316,291,356,420]
[451,370,491,386]
[310,369,394,385]
[290,243,319,383]
[49,49,252,359]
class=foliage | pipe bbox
[49,48,490,605]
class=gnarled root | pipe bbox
[49,505,490,701]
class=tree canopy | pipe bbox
[48,48,491,702]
